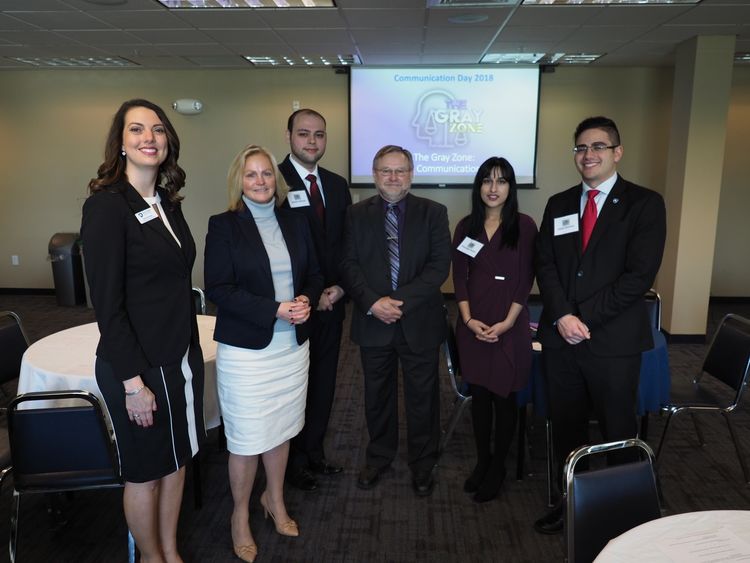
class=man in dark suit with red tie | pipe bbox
[534,116,667,534]
[279,109,352,491]
[341,145,451,496]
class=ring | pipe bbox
[134,414,141,419]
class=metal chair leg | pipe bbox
[127,530,136,563]
[439,397,470,454]
[655,412,674,459]
[545,418,554,507]
[9,490,19,563]
[691,412,705,446]
[724,413,750,484]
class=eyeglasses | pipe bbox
[376,168,410,177]
[573,143,619,154]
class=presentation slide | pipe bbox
[350,67,540,188]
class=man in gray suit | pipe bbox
[341,145,450,496]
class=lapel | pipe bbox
[400,194,417,277]
[584,176,628,254]
[557,185,585,258]
[281,155,326,234]
[120,182,187,265]
[236,202,273,281]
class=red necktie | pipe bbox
[306,174,325,224]
[581,189,600,251]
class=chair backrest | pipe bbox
[442,311,469,400]
[0,312,30,386]
[565,438,661,563]
[192,287,207,315]
[8,390,122,492]
[701,314,750,407]
[644,289,661,332]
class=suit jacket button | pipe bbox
[577,270,583,277]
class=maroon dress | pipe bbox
[451,214,537,398]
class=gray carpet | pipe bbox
[0,294,748,563]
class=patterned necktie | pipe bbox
[581,189,600,251]
[385,203,400,290]
[306,174,325,224]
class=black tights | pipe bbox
[469,384,517,468]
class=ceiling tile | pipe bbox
[343,8,425,28]
[7,10,114,30]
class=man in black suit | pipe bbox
[279,109,352,491]
[534,116,667,534]
[341,145,450,496]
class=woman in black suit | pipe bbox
[81,99,204,563]
[204,145,322,562]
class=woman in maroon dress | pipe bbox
[452,156,537,502]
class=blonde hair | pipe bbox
[226,144,289,211]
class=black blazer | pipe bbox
[278,156,352,321]
[81,181,199,382]
[341,193,451,352]
[535,176,667,356]
[204,202,324,350]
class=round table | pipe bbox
[594,510,750,562]
[18,315,221,429]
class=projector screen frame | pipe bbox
[348,65,541,191]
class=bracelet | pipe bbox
[125,384,145,397]
[465,317,473,325]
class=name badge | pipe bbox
[554,213,579,236]
[457,236,483,258]
[287,190,310,208]
[135,207,158,224]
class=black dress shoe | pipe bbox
[357,466,384,490]
[286,467,318,491]
[412,469,435,497]
[309,459,343,476]
[473,466,506,503]
[533,502,564,535]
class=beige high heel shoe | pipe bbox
[259,491,299,537]
[233,544,258,563]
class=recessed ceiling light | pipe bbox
[244,54,359,66]
[447,14,490,24]
[522,0,699,4]
[558,53,603,64]
[8,56,137,68]
[157,0,334,8]
[735,53,750,63]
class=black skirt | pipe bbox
[96,344,205,483]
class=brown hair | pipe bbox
[372,145,414,171]
[87,99,186,203]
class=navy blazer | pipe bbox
[535,176,667,356]
[204,202,324,350]
[341,193,451,352]
[81,181,199,382]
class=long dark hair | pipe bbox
[464,156,520,249]
[87,99,186,203]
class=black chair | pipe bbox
[192,287,207,315]
[7,390,134,563]
[440,317,471,454]
[0,311,31,495]
[565,438,661,563]
[656,313,750,483]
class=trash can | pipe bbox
[48,233,86,306]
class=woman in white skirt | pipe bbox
[205,145,323,563]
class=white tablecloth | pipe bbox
[18,315,221,429]
[595,510,750,562]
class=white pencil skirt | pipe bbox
[216,333,309,455]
